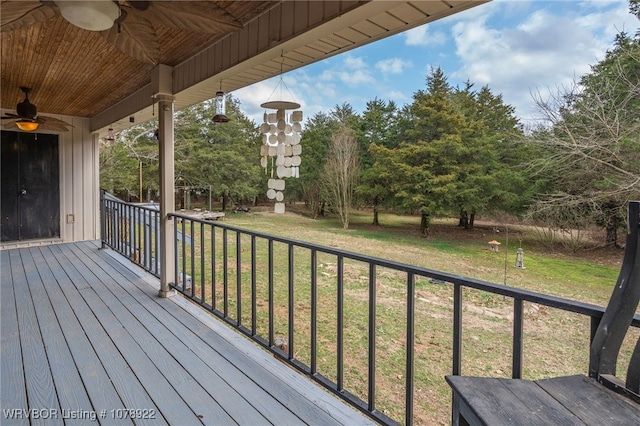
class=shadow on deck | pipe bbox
[1,241,374,425]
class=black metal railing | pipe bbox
[99,194,640,425]
[167,211,640,425]
[100,190,160,276]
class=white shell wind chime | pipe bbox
[259,70,303,214]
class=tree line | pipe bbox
[100,28,639,248]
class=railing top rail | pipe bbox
[168,212,640,327]
[104,196,160,213]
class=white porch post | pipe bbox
[157,93,177,297]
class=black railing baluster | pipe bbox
[368,263,376,412]
[121,203,124,255]
[311,249,317,375]
[337,255,344,391]
[268,239,274,347]
[406,272,415,426]
[173,216,179,285]
[115,203,120,253]
[122,203,126,254]
[513,298,524,379]
[137,206,142,265]
[154,209,159,275]
[181,217,186,292]
[128,204,133,257]
[100,191,106,249]
[237,231,242,326]
[288,243,294,360]
[251,235,257,336]
[105,201,110,247]
[211,226,216,310]
[190,218,195,297]
[453,283,462,376]
[223,228,228,319]
[200,222,205,303]
[112,203,115,245]
[142,207,148,269]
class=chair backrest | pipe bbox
[589,201,640,399]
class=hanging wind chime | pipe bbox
[259,57,303,214]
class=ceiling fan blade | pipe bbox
[101,13,159,63]
[36,115,74,129]
[1,1,57,32]
[1,113,21,119]
[3,120,19,130]
[141,1,243,33]
[127,1,150,11]
[37,122,73,132]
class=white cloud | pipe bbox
[375,58,412,75]
[317,54,376,86]
[405,25,447,47]
[449,2,639,122]
[343,55,368,70]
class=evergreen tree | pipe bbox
[356,98,400,225]
[175,95,263,210]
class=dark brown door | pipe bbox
[1,131,60,242]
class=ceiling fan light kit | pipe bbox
[15,120,39,132]
[55,0,120,32]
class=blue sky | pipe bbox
[234,1,639,127]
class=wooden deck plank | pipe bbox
[43,245,168,425]
[165,298,361,426]
[34,246,133,426]
[9,249,63,425]
[75,243,311,425]
[59,244,242,425]
[0,250,29,425]
[19,248,94,425]
[51,243,214,426]
[3,242,375,426]
[80,242,374,425]
[66,244,283,425]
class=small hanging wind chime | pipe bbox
[259,55,303,214]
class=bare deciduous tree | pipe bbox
[525,34,640,246]
[323,126,360,229]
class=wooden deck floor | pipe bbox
[1,241,375,426]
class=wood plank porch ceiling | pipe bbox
[1,1,487,134]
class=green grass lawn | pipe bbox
[175,207,633,425]
[224,207,621,304]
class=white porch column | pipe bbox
[157,93,177,297]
